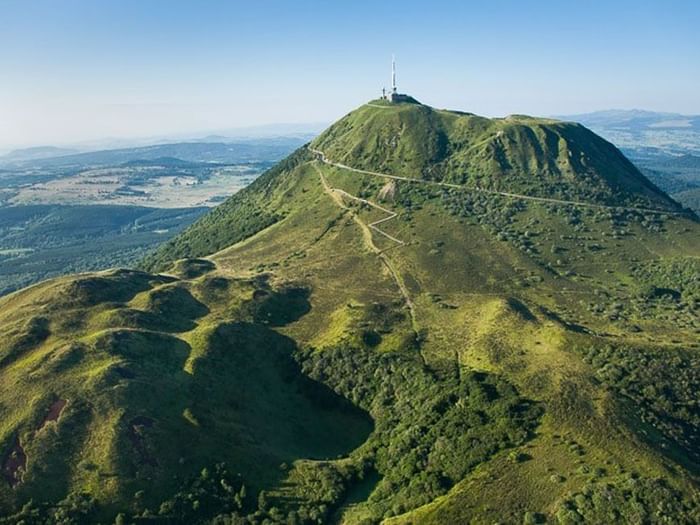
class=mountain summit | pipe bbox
[314,102,678,207]
[1,101,699,524]
[146,101,688,268]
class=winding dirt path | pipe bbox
[329,187,405,246]
[313,163,418,333]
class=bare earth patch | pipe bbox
[37,399,68,433]
[128,416,158,467]
[1,437,26,488]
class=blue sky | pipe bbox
[1,0,699,147]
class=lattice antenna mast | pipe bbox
[392,55,397,94]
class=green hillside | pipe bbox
[312,102,680,209]
[2,101,700,524]
[141,149,311,272]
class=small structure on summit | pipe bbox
[381,55,414,103]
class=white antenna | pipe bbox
[391,54,397,93]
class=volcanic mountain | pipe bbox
[1,100,699,524]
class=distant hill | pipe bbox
[119,156,207,169]
[0,138,310,168]
[632,153,700,214]
[560,109,700,131]
[559,109,700,156]
[1,100,699,524]
[0,146,79,162]
[0,137,301,296]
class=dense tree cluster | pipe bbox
[580,343,700,465]
[0,204,205,296]
[301,345,541,521]
[633,258,699,303]
[555,475,700,524]
[0,492,97,525]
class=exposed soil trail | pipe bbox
[1,399,67,489]
[308,146,688,216]
[314,163,418,335]
[329,187,405,246]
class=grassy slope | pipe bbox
[146,102,684,275]
[1,101,700,523]
[140,148,311,272]
[0,266,372,521]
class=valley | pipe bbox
[0,204,207,295]
[0,138,307,295]
[4,163,258,209]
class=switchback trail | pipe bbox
[330,187,405,246]
[308,146,689,216]
[313,162,419,337]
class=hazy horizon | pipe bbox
[2,0,699,150]
[0,121,330,155]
